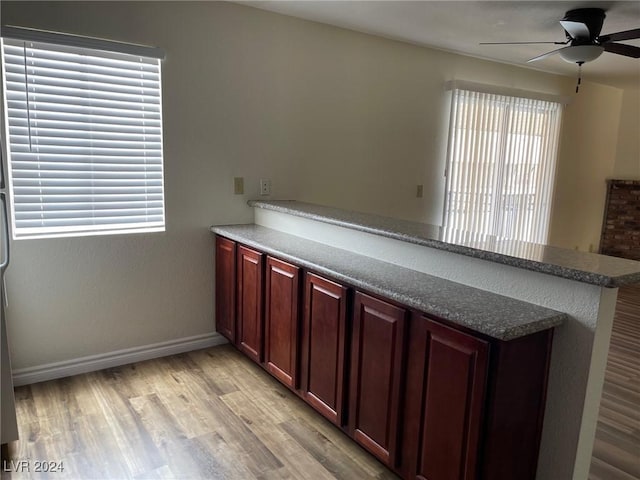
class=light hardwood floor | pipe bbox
[2,285,638,480]
[2,346,398,479]
[589,283,640,480]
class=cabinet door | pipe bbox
[215,236,236,343]
[265,256,300,388]
[236,245,264,363]
[412,317,489,480]
[349,292,406,467]
[300,272,348,426]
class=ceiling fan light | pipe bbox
[559,45,605,63]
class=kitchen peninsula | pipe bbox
[211,200,640,480]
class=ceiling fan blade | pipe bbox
[527,47,568,63]
[604,42,640,58]
[560,20,591,40]
[599,28,640,43]
[480,41,567,45]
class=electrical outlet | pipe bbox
[416,184,423,198]
[260,179,271,196]
[234,177,244,195]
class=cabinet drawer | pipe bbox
[236,245,265,363]
[300,272,349,426]
[265,256,301,388]
[349,292,407,467]
[411,317,489,480]
[215,236,236,343]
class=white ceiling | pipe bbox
[240,1,640,88]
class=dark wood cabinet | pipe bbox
[236,245,264,363]
[479,330,553,480]
[349,292,407,467]
[215,236,236,343]
[264,256,300,388]
[213,235,553,480]
[300,272,349,426]
[406,316,489,480]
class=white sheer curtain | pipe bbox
[442,88,563,245]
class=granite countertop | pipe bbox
[211,224,565,341]
[249,200,640,288]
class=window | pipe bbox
[1,27,165,239]
[442,84,564,245]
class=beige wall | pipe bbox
[0,1,631,369]
[613,86,640,179]
[548,82,639,252]
[548,83,623,252]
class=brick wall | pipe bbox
[600,179,640,261]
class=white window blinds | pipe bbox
[442,88,563,245]
[1,33,165,239]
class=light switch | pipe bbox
[234,177,244,195]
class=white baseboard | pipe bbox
[12,332,228,386]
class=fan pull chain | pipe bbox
[576,62,583,93]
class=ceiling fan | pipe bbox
[482,8,640,64]
[481,8,640,91]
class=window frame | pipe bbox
[0,27,166,240]
[441,83,565,245]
